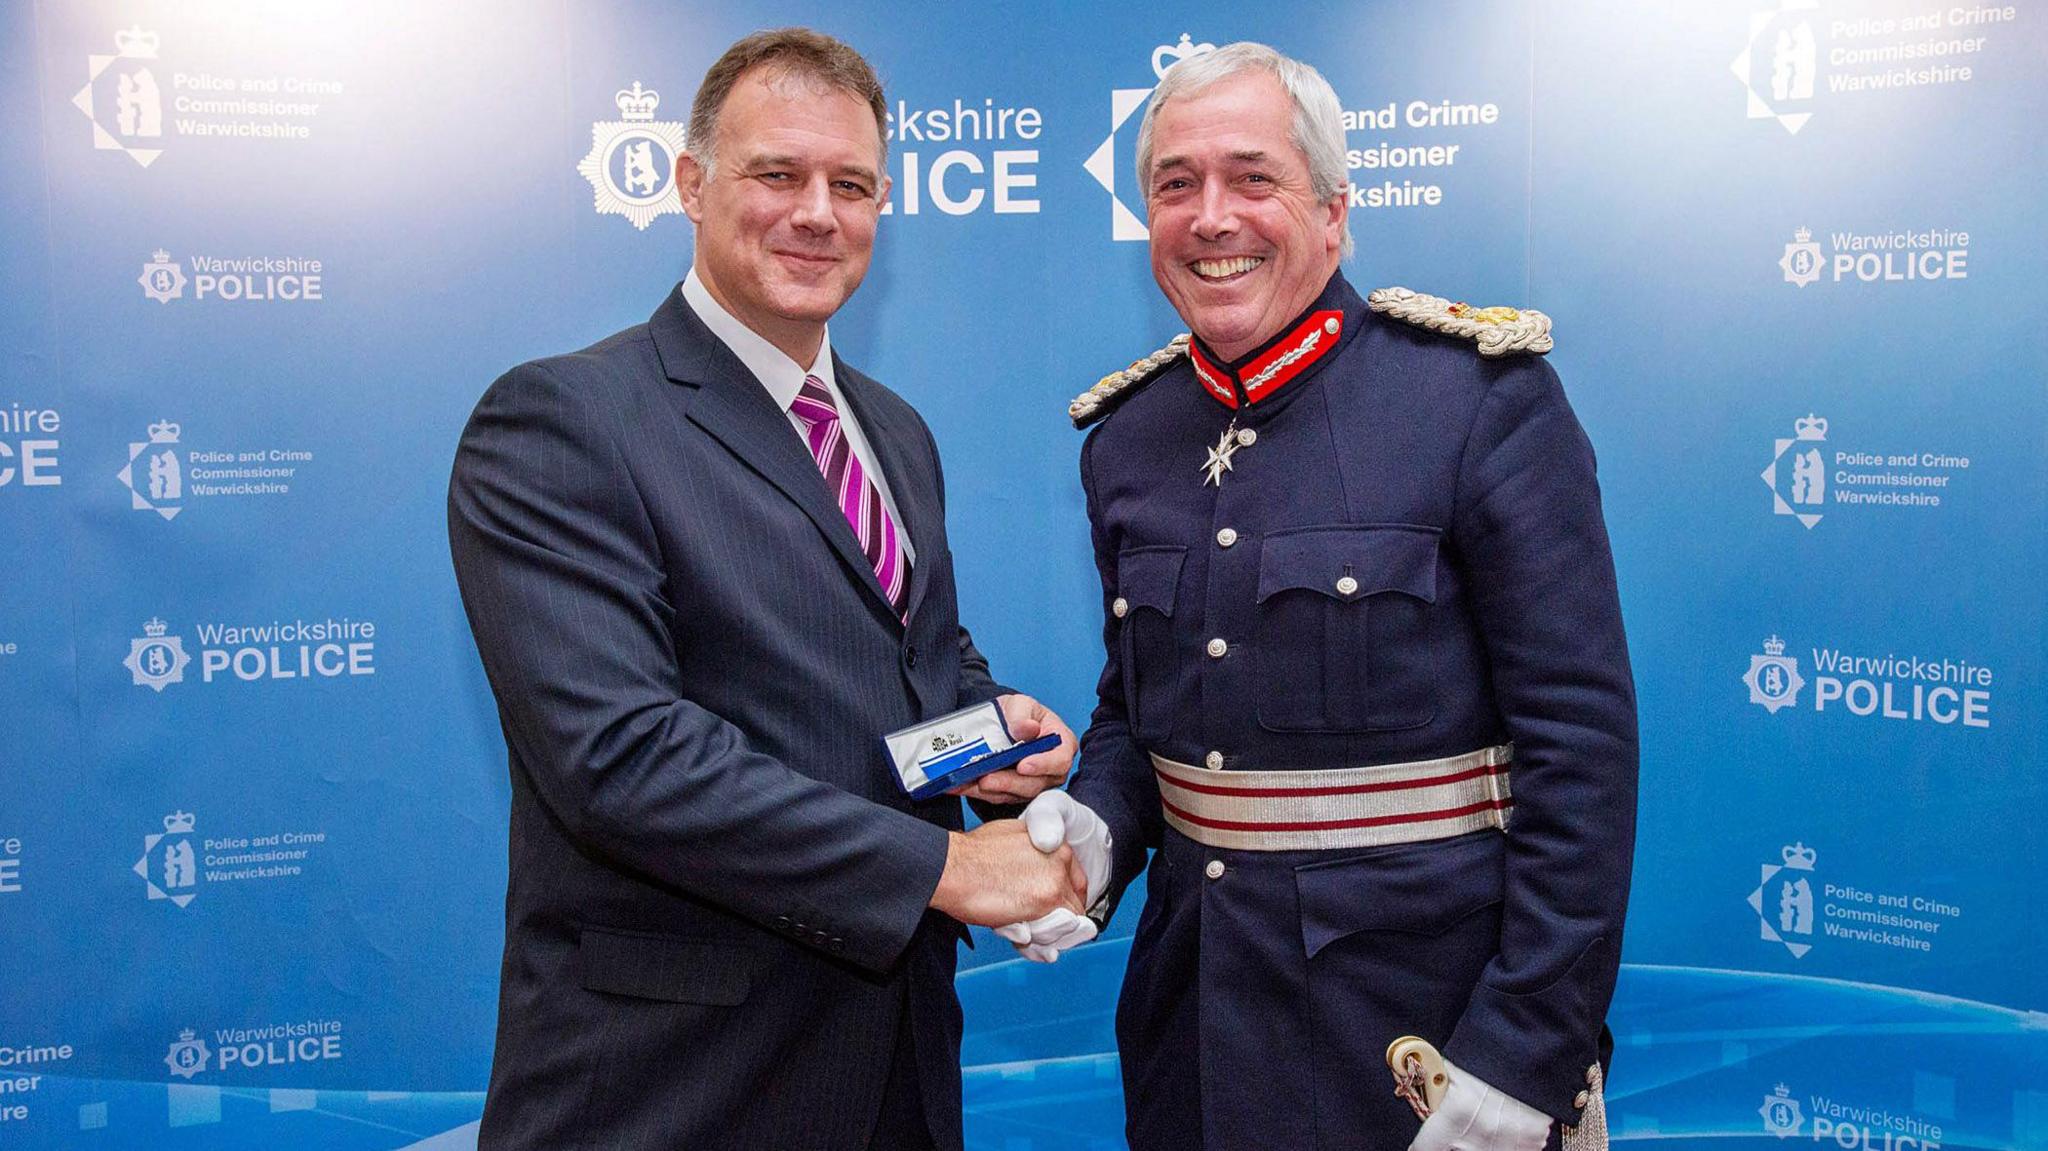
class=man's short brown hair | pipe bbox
[687,28,889,178]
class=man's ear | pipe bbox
[876,173,893,215]
[675,152,706,224]
[1324,187,1348,257]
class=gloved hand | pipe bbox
[993,790,1113,963]
[1408,1059,1552,1151]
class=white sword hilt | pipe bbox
[1385,1035,1448,1121]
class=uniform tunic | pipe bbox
[1070,273,1638,1151]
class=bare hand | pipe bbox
[927,820,1087,927]
[949,694,1076,804]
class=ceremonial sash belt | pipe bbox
[1152,745,1512,851]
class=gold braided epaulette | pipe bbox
[1069,334,1191,429]
[1366,286,1553,357]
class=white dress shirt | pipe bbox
[680,271,914,565]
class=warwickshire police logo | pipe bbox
[1744,635,1804,714]
[1749,842,1818,958]
[125,618,190,692]
[1730,1,1819,135]
[1761,413,1827,529]
[1760,1084,1804,1137]
[1778,228,1822,288]
[577,82,688,231]
[139,249,186,303]
[1084,33,1216,242]
[118,418,185,520]
[165,1028,212,1079]
[73,26,166,167]
[135,810,200,908]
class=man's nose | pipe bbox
[1191,179,1237,241]
[790,174,839,234]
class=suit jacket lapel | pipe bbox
[834,356,939,623]
[649,290,898,618]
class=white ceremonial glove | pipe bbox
[1407,1059,1553,1151]
[993,791,1113,963]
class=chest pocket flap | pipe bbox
[1257,524,1439,604]
[1117,546,1185,616]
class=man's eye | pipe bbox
[757,171,792,183]
[834,180,872,196]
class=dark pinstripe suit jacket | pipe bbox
[448,287,1008,1151]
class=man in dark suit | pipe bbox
[448,28,1084,1151]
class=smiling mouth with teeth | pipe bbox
[1192,256,1264,281]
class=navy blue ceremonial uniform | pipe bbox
[1069,273,1637,1150]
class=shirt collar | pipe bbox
[1187,272,1353,413]
[680,270,835,412]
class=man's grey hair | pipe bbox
[1135,42,1353,259]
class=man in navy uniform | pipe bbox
[1002,42,1637,1151]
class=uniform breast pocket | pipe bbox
[1116,546,1185,744]
[1254,524,1440,732]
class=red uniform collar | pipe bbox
[1188,307,1346,411]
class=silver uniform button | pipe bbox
[1203,750,1224,770]
[1323,317,1341,335]
[1335,575,1359,596]
[1574,1090,1590,1110]
[1206,637,1228,659]
[1112,597,1129,618]
[1586,1064,1600,1085]
[1235,427,1257,447]
[1216,527,1238,548]
[1204,860,1226,880]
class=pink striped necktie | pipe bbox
[790,374,909,615]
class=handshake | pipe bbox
[927,791,1113,963]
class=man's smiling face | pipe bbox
[1144,70,1345,362]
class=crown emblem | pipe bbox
[615,82,660,122]
[143,617,169,638]
[147,419,181,443]
[149,249,172,265]
[1781,843,1817,870]
[114,25,161,58]
[178,1028,197,1042]
[1152,33,1217,79]
[1793,413,1827,441]
[164,811,196,833]
[1792,227,1811,244]
[1771,1084,1791,1099]
[1762,635,1785,657]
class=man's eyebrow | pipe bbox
[1151,149,1271,176]
[739,153,879,184]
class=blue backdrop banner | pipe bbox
[2,1,2041,1148]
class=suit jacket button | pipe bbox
[829,936,845,953]
[774,915,791,930]
[791,921,808,935]
[904,645,918,668]
[811,929,829,946]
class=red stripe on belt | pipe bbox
[1155,761,1505,799]
[1159,794,1513,834]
